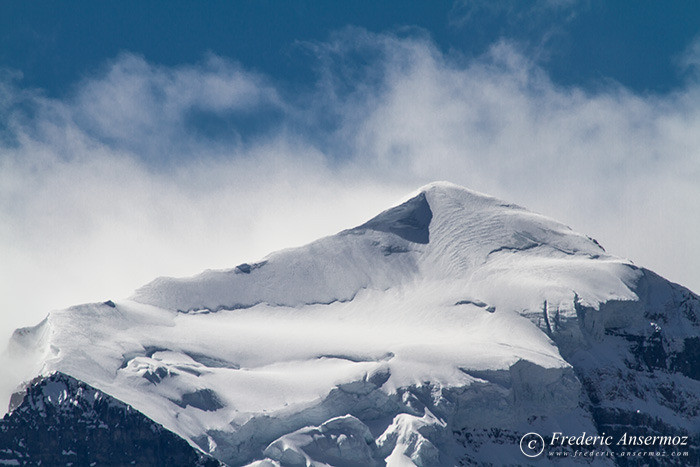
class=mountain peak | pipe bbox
[409,180,512,211]
[417,179,483,195]
[123,181,624,319]
[348,181,519,246]
[5,181,699,466]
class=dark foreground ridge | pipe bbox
[0,372,221,466]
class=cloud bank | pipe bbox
[1,29,699,348]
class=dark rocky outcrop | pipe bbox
[0,372,222,466]
[561,270,700,466]
[352,192,433,244]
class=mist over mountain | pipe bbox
[2,182,698,466]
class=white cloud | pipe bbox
[321,32,700,290]
[1,30,699,350]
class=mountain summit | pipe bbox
[3,182,699,465]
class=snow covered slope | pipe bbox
[4,182,700,465]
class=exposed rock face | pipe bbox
[352,192,433,244]
[0,372,220,466]
[560,269,700,466]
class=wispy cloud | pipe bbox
[1,29,699,348]
[447,0,582,62]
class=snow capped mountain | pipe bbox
[3,182,699,465]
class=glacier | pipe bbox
[2,181,698,465]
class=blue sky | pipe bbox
[1,1,700,340]
[3,1,700,97]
